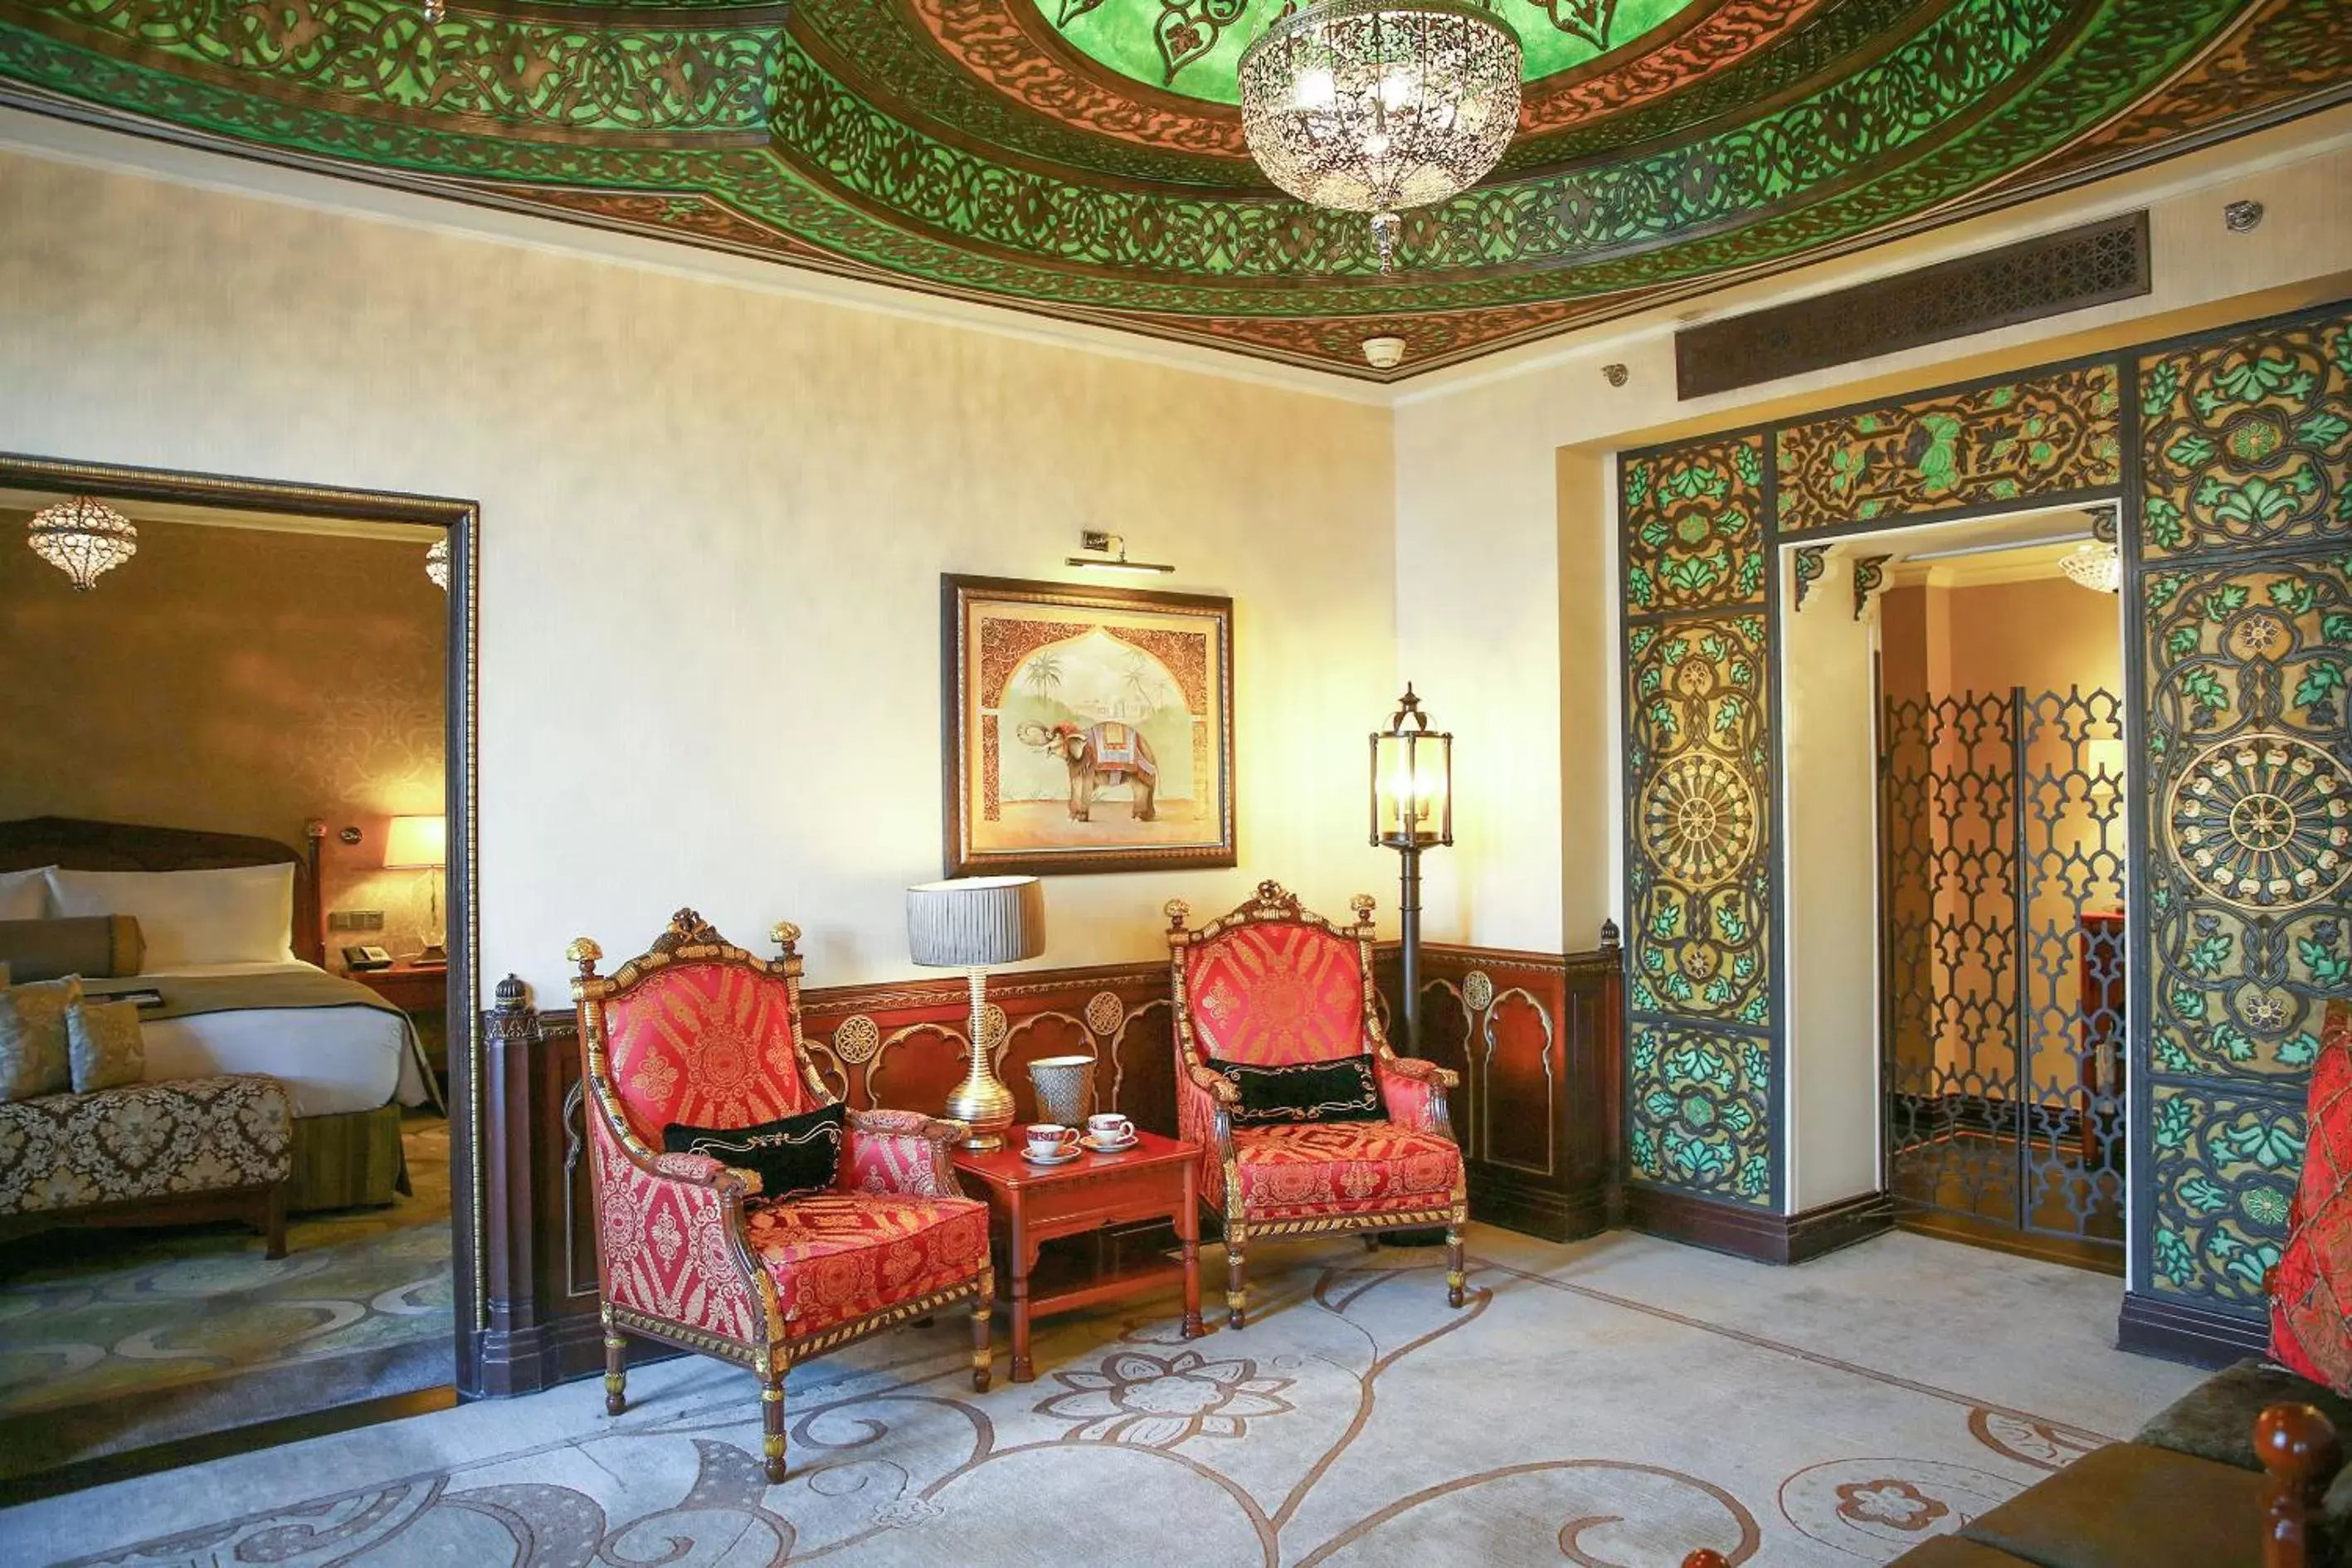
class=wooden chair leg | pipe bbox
[1361,1234,1381,1252]
[760,1354,788,1485]
[601,1304,627,1416]
[259,1182,289,1260]
[971,1280,994,1393]
[1226,1224,1249,1330]
[1445,1215,1466,1309]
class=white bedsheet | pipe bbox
[134,961,431,1118]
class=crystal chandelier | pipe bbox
[2059,541,2121,593]
[27,495,138,592]
[426,536,450,591]
[1238,0,1522,273]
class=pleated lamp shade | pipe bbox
[906,876,1046,967]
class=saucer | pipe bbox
[1080,1134,1137,1153]
[1020,1146,1082,1166]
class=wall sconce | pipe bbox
[1067,530,1173,575]
[1370,684,1453,1054]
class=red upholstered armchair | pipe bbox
[1166,881,1467,1330]
[569,909,991,1483]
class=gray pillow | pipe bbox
[0,916,144,984]
[0,975,82,1100]
[67,998,145,1093]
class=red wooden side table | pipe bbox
[951,1130,1202,1383]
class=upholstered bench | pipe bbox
[0,1073,295,1257]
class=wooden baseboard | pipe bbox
[1469,1169,1611,1243]
[1626,1186,1893,1265]
[463,1315,678,1399]
[2116,1289,2268,1369]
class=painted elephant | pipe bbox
[1018,720,1157,822]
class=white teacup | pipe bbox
[1024,1123,1080,1160]
[1086,1113,1135,1146]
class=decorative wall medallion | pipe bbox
[831,1014,883,1064]
[1084,990,1127,1038]
[1463,970,1494,1012]
[1640,754,1760,885]
[2166,733,2352,910]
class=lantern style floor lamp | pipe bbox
[908,875,1047,1150]
[1371,686,1453,1058]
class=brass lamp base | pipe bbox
[945,967,1015,1150]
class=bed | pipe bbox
[0,816,436,1210]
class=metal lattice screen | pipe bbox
[1882,687,2128,1261]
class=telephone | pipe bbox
[343,945,395,971]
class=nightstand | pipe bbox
[348,962,449,1088]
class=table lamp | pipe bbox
[383,813,449,965]
[908,875,1046,1149]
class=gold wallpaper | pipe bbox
[0,512,447,964]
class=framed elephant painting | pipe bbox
[942,575,1235,877]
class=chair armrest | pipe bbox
[1378,1056,1455,1137]
[654,1150,764,1197]
[1184,1061,1241,1108]
[840,1106,963,1198]
[587,1111,771,1343]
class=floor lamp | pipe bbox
[1371,685,1454,1058]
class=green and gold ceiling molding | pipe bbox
[0,0,2345,376]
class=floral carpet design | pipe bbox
[0,1117,451,1473]
[0,1227,2201,1566]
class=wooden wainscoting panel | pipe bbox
[1378,932,1624,1242]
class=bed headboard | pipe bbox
[0,816,326,967]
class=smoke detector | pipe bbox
[1361,336,1406,370]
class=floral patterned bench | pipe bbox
[0,1073,294,1257]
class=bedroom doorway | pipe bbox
[0,455,478,1500]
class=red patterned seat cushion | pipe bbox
[745,1192,989,1340]
[1185,922,1371,1066]
[2273,1001,2352,1395]
[1229,1121,1463,1222]
[602,961,816,1134]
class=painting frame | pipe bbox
[941,574,1236,878]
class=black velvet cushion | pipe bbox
[1210,1054,1383,1127]
[663,1103,845,1200]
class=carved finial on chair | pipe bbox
[1350,894,1376,929]
[1682,1553,1731,1568]
[1165,898,1191,932]
[654,908,725,954]
[567,937,602,980]
[1256,879,1286,903]
[2257,1401,2340,1559]
[772,920,801,956]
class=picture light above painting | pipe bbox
[941,575,1234,878]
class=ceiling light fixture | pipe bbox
[1239,0,1522,275]
[26,495,139,592]
[2059,541,2122,594]
[1361,335,1406,369]
[426,536,450,591]
[1067,530,1174,575]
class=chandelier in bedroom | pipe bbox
[1238,0,1522,275]
[26,495,139,592]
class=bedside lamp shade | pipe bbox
[907,876,1045,967]
[908,875,1046,1151]
[382,815,447,870]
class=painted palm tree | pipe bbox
[1024,652,1065,704]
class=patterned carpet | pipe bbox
[0,1225,2202,1566]
[0,1117,452,1478]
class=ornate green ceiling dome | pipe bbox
[0,0,2341,377]
[1043,0,1709,106]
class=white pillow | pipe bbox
[44,864,295,970]
[0,867,54,920]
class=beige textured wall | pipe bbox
[0,515,447,956]
[0,145,1397,999]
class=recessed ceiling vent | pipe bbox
[1673,212,2150,401]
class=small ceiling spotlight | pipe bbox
[1361,336,1406,370]
[2223,200,2264,233]
[1067,530,1173,575]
